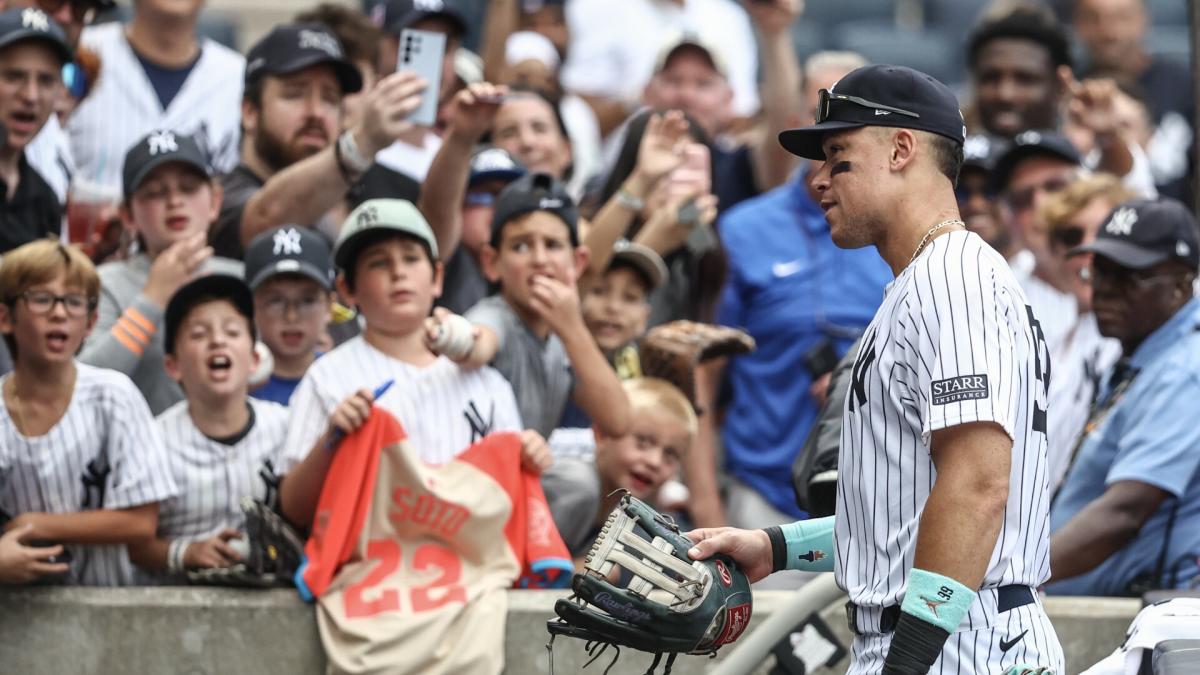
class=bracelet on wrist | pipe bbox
[336,130,372,181]
[615,188,645,212]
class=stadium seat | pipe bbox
[1145,25,1192,63]
[922,0,990,43]
[804,0,896,31]
[832,23,962,86]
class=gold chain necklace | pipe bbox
[909,219,965,266]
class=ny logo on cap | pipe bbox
[147,131,179,156]
[1106,207,1137,237]
[1177,241,1191,258]
[1015,130,1043,146]
[299,29,342,58]
[357,205,379,227]
[21,8,48,32]
[414,0,446,10]
[273,228,303,256]
[538,197,563,209]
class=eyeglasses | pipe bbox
[1050,226,1085,249]
[258,295,328,319]
[816,88,920,124]
[17,291,95,317]
[36,0,97,23]
[1006,174,1075,212]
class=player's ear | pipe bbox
[480,244,501,283]
[335,272,355,308]
[890,129,917,171]
[241,97,259,136]
[572,244,591,282]
[431,259,444,299]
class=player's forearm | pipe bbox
[279,437,338,528]
[912,475,1007,589]
[419,131,474,258]
[561,322,631,437]
[239,146,351,247]
[479,0,517,84]
[751,24,801,190]
[30,504,158,545]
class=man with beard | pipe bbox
[209,23,426,260]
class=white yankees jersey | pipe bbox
[67,23,244,193]
[0,363,178,586]
[150,398,290,561]
[282,336,524,470]
[836,231,1053,623]
[25,113,73,206]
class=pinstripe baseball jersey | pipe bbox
[25,114,72,206]
[66,23,244,193]
[0,363,178,586]
[281,336,523,470]
[836,230,1053,623]
[150,398,289,557]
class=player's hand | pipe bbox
[685,526,774,583]
[324,388,377,441]
[0,523,70,584]
[182,529,244,569]
[632,110,691,186]
[355,70,428,155]
[518,429,553,474]
[144,232,212,307]
[447,82,508,142]
[424,307,479,363]
[743,0,803,36]
[528,275,584,336]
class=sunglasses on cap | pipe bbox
[816,89,920,125]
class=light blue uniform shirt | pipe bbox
[1048,298,1200,595]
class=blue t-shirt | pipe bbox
[250,373,303,406]
[715,170,893,518]
[133,47,201,110]
[1047,299,1200,596]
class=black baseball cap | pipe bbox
[490,172,578,246]
[245,23,363,93]
[779,64,965,160]
[1070,198,1200,270]
[122,130,210,198]
[0,8,72,65]
[396,0,467,38]
[244,226,335,291]
[988,129,1082,194]
[346,164,422,209]
[961,134,1009,173]
[469,147,525,187]
[164,275,255,355]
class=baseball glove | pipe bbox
[638,321,755,411]
[186,497,305,588]
[547,492,753,674]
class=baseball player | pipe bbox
[66,0,244,194]
[127,274,290,581]
[0,239,177,586]
[687,65,1064,675]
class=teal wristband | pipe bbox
[779,516,835,572]
[900,568,976,633]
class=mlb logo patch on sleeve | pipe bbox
[931,375,989,405]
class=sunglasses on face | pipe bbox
[815,89,920,124]
[1006,174,1074,212]
[1050,226,1085,249]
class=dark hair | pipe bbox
[294,4,382,70]
[967,3,1073,72]
[243,77,264,108]
[927,133,965,187]
[340,230,436,293]
[167,293,257,355]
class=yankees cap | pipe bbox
[396,0,468,37]
[244,23,363,94]
[988,129,1082,194]
[334,198,439,271]
[164,274,255,355]
[490,172,579,247]
[654,32,729,79]
[122,130,210,198]
[610,239,667,291]
[1071,198,1200,270]
[779,64,965,160]
[961,134,1010,173]
[244,226,335,291]
[469,147,526,187]
[0,7,72,64]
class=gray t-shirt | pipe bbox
[465,295,573,437]
[540,457,601,557]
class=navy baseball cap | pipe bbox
[779,64,965,160]
[469,147,526,187]
[0,8,72,64]
[122,130,210,198]
[490,172,578,246]
[244,226,335,291]
[1071,198,1200,270]
[245,23,363,93]
[988,129,1082,194]
[164,275,255,355]
[961,134,1009,173]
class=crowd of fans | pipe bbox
[0,0,1196,608]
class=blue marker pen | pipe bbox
[324,379,395,451]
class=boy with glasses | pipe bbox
[243,226,335,406]
[0,239,176,586]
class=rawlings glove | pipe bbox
[548,492,753,673]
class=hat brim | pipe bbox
[0,30,72,65]
[333,225,437,272]
[247,259,333,291]
[778,121,867,160]
[469,168,525,187]
[989,144,1081,194]
[164,275,254,354]
[1069,238,1168,270]
[125,157,210,197]
[395,9,467,37]
[611,248,667,290]
[263,52,363,94]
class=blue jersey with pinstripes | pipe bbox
[835,230,1053,623]
[0,363,178,586]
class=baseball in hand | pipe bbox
[429,313,476,361]
[227,536,251,560]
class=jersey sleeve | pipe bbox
[280,369,335,472]
[1107,367,1200,497]
[910,245,1028,444]
[79,286,163,377]
[104,375,178,509]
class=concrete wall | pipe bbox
[0,587,1138,675]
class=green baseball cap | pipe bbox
[333,199,438,271]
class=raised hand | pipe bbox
[143,232,212,307]
[743,0,803,36]
[633,110,692,186]
[447,82,509,141]
[354,70,429,156]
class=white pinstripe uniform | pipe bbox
[0,363,178,586]
[138,398,290,583]
[66,23,244,193]
[837,231,1065,674]
[281,336,524,470]
[25,114,73,206]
